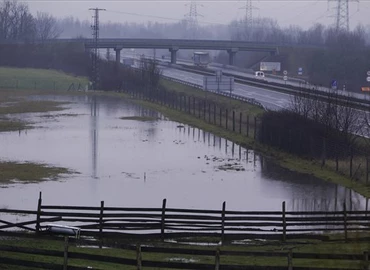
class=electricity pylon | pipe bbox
[328,0,359,32]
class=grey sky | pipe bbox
[24,1,369,30]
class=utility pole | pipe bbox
[184,1,203,39]
[238,0,258,41]
[89,8,105,90]
[328,0,359,32]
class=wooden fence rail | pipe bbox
[0,193,369,243]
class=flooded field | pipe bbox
[0,94,368,212]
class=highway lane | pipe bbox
[160,66,292,111]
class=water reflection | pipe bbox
[90,95,98,179]
[0,94,367,212]
[260,159,368,212]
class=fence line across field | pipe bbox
[0,233,368,270]
[1,193,369,243]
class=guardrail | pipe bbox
[176,65,370,110]
[160,74,266,110]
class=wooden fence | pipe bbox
[0,232,368,270]
[0,193,369,242]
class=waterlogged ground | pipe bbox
[0,94,368,212]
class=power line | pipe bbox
[184,1,203,39]
[328,0,360,32]
[89,7,105,90]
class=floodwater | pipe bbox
[0,94,368,212]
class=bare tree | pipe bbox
[34,11,62,41]
[0,0,34,41]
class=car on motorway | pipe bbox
[255,71,265,78]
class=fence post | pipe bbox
[215,248,220,270]
[188,96,191,114]
[349,148,353,178]
[161,198,167,241]
[63,236,69,270]
[246,115,250,137]
[287,249,293,270]
[136,244,142,270]
[253,117,257,139]
[239,112,242,134]
[343,202,348,242]
[232,111,235,132]
[36,191,42,234]
[367,157,369,185]
[214,104,216,124]
[226,109,228,130]
[198,100,201,118]
[363,251,369,270]
[208,103,211,123]
[99,201,104,248]
[282,201,286,242]
[221,201,226,244]
[219,108,222,127]
[203,100,206,120]
[193,96,195,115]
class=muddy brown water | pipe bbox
[0,94,368,212]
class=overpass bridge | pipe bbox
[0,38,280,66]
[82,38,280,65]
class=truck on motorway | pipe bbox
[193,52,210,67]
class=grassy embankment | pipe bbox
[0,67,88,183]
[0,232,369,269]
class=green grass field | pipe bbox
[0,233,368,270]
[0,67,89,91]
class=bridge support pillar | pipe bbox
[114,47,122,68]
[227,48,238,66]
[169,47,179,64]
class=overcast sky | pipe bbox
[24,0,370,30]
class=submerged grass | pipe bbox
[0,119,29,132]
[119,116,159,121]
[0,100,68,115]
[0,161,73,183]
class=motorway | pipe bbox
[160,66,291,111]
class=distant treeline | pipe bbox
[0,43,90,76]
[1,0,370,92]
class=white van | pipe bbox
[255,71,265,78]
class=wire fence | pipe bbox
[120,70,370,187]
[0,78,88,91]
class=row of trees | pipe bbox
[0,0,61,41]
[258,89,368,159]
